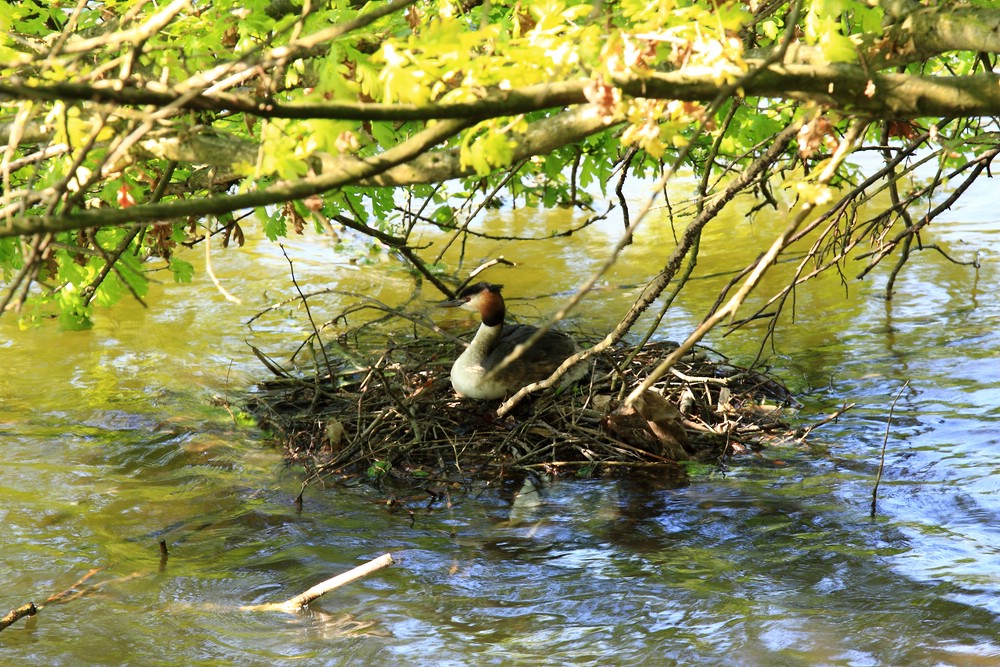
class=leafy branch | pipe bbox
[1,0,998,336]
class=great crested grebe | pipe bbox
[440,282,587,400]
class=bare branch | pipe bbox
[624,119,870,407]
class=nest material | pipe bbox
[247,335,798,489]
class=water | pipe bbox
[2,173,999,665]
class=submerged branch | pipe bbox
[794,403,856,442]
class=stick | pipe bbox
[242,553,395,613]
[455,257,515,293]
[0,602,37,632]
[871,382,908,518]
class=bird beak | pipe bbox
[438,297,465,308]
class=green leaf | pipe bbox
[263,210,287,241]
[460,123,518,177]
[56,285,93,331]
[821,32,857,63]
[366,459,391,479]
[170,258,195,283]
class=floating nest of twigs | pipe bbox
[246,333,799,492]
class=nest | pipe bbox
[247,333,799,493]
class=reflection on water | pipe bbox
[2,175,1000,664]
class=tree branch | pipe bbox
[3,68,999,126]
[881,1,1000,62]
[623,68,1000,119]
[359,105,617,186]
[624,119,870,407]
[1,117,477,238]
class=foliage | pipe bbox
[0,0,997,345]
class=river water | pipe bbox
[2,171,999,665]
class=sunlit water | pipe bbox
[2,171,999,665]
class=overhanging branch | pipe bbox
[4,67,998,124]
[0,117,476,238]
[620,68,1000,118]
[359,105,617,186]
[881,0,1000,62]
[0,105,617,239]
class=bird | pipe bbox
[440,282,587,399]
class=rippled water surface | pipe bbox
[2,175,999,665]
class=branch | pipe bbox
[41,0,190,58]
[1,105,616,238]
[4,68,1000,125]
[1,117,476,238]
[360,104,617,187]
[623,118,870,407]
[881,0,1000,63]
[626,68,1000,119]
[132,127,258,169]
[0,602,36,632]
[756,4,1000,70]
[0,78,589,121]
[54,102,611,182]
[241,553,395,613]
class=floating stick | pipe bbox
[242,553,395,613]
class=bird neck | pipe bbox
[466,320,504,360]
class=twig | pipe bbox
[433,161,525,265]
[795,402,855,442]
[669,366,729,385]
[242,553,395,613]
[82,226,148,308]
[280,245,335,380]
[0,232,50,314]
[614,147,638,233]
[871,381,908,518]
[455,257,515,294]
